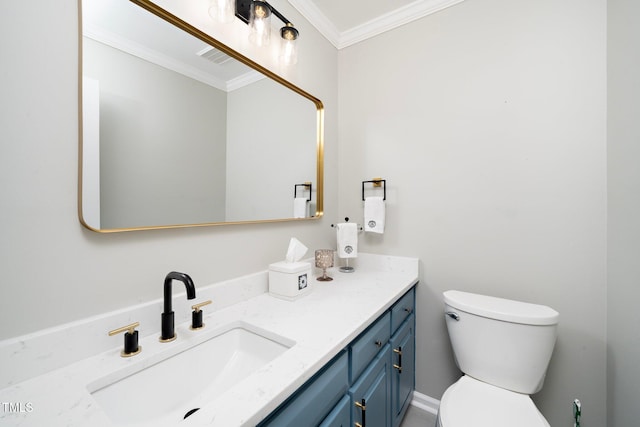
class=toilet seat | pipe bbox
[437,376,550,427]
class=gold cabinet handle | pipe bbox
[354,398,366,427]
[108,322,142,357]
[393,346,403,373]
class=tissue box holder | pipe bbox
[269,261,312,301]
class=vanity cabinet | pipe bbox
[350,312,391,383]
[259,286,416,427]
[349,343,392,427]
[390,315,415,427]
[319,395,351,427]
[258,351,349,426]
[389,289,416,427]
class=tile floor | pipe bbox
[400,404,437,427]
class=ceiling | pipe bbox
[287,0,466,49]
[82,0,259,91]
[81,0,466,88]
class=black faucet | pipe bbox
[160,271,196,342]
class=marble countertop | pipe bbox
[0,254,418,426]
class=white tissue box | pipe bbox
[268,261,312,301]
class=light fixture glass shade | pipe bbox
[280,24,299,65]
[208,0,234,24]
[249,1,271,47]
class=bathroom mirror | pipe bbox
[79,0,324,232]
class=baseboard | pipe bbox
[410,390,440,415]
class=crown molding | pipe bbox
[83,24,261,92]
[83,24,228,91]
[288,0,466,49]
[286,0,342,48]
[226,70,265,92]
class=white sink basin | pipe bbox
[88,322,294,426]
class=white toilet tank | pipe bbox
[443,290,559,394]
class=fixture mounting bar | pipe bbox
[235,0,293,26]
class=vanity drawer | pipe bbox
[350,312,391,382]
[391,288,415,333]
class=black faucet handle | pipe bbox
[190,300,212,330]
[108,322,142,357]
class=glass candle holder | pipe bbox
[315,249,334,281]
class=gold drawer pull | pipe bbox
[354,398,366,427]
[393,346,403,373]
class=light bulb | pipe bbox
[254,4,269,19]
[208,0,234,24]
[280,24,299,65]
[249,1,272,47]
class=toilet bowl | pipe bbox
[436,376,550,427]
[438,290,559,427]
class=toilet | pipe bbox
[437,290,559,427]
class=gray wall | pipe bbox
[607,0,640,425]
[338,0,607,425]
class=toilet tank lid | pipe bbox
[443,290,559,325]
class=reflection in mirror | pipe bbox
[79,0,323,232]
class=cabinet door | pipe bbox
[349,345,391,427]
[259,351,349,426]
[319,395,351,427]
[390,315,415,427]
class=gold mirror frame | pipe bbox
[78,0,324,232]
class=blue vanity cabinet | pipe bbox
[390,314,415,427]
[259,284,417,427]
[390,287,415,333]
[349,344,392,427]
[258,351,349,427]
[319,395,351,427]
[389,288,416,427]
[350,312,391,382]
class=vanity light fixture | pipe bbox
[210,0,299,64]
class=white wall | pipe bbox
[338,0,607,425]
[607,0,640,426]
[0,0,338,339]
